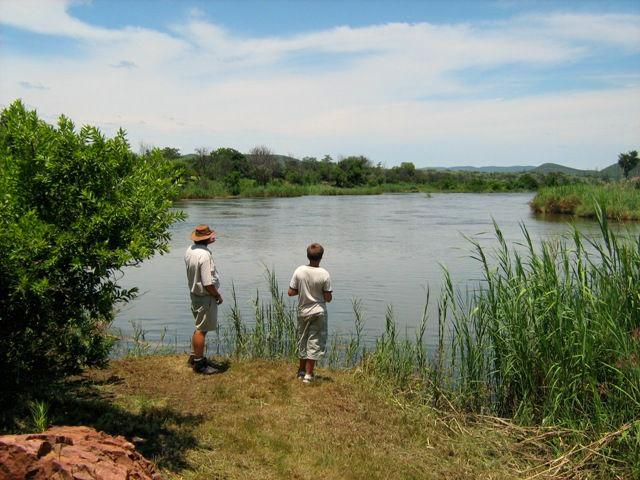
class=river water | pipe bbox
[112,193,613,350]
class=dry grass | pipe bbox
[81,355,541,480]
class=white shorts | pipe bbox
[297,313,327,360]
[190,295,218,332]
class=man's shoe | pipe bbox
[189,355,217,368]
[193,358,220,375]
[302,374,314,384]
[296,370,305,380]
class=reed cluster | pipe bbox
[530,182,640,220]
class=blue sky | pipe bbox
[1,0,639,169]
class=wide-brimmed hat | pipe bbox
[191,224,216,241]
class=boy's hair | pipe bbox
[307,243,324,262]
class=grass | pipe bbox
[28,400,50,432]
[530,182,640,220]
[14,355,536,479]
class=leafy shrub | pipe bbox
[0,100,183,397]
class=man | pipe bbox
[288,243,333,383]
[184,224,223,374]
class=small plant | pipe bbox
[29,400,50,433]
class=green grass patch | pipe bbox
[530,182,640,220]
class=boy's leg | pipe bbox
[298,358,306,376]
[305,359,316,376]
[296,315,310,369]
[304,313,327,380]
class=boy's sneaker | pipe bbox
[193,358,220,375]
[296,370,305,380]
[302,374,314,384]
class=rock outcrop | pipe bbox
[0,425,163,480]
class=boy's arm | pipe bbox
[323,274,332,302]
[288,270,298,296]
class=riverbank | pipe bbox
[530,182,640,220]
[179,178,536,199]
[16,355,549,479]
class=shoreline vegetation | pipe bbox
[531,181,640,221]
[172,148,640,221]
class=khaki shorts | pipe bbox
[190,295,218,332]
[297,313,327,360]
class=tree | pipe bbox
[248,145,279,186]
[161,147,181,161]
[0,100,183,396]
[211,147,249,179]
[193,147,211,176]
[618,150,639,179]
[336,156,371,187]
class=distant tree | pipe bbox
[211,147,249,178]
[517,173,539,191]
[161,147,181,160]
[194,147,211,176]
[618,150,639,179]
[224,171,242,195]
[248,145,278,185]
[138,141,154,155]
[336,156,371,187]
[388,162,416,183]
[319,155,334,182]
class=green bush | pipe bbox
[0,100,183,397]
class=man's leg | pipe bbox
[298,358,306,373]
[192,330,207,358]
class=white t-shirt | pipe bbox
[289,265,332,317]
[185,244,220,297]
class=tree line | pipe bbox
[162,145,587,196]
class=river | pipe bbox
[112,192,612,350]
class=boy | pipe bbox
[288,243,333,383]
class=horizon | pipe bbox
[1,0,639,170]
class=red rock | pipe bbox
[0,426,163,480]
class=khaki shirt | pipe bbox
[185,244,220,297]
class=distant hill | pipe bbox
[531,163,598,176]
[446,165,536,173]
[600,162,640,180]
[423,163,604,177]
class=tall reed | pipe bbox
[447,207,639,434]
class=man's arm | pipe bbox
[288,287,298,297]
[323,291,332,302]
[205,284,223,304]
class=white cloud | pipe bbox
[0,1,638,168]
